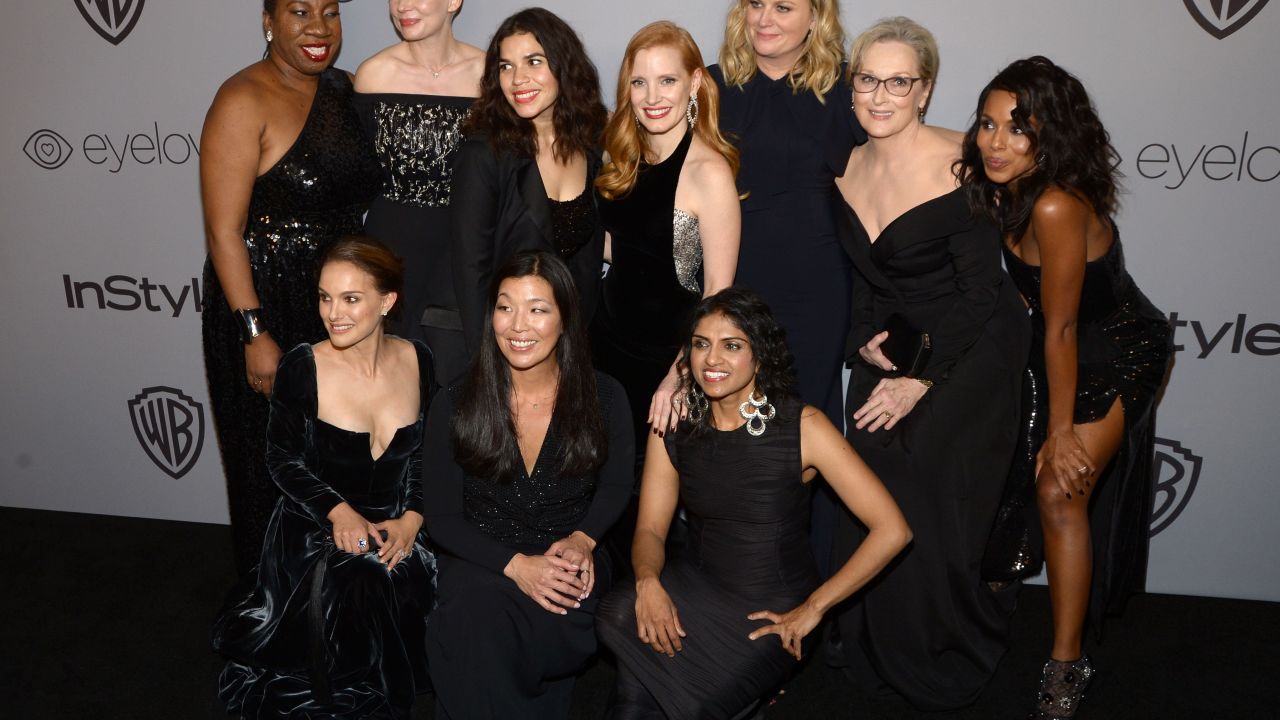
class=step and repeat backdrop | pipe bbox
[1,1,1275,601]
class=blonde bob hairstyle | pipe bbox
[718,0,846,101]
[597,21,739,200]
[848,17,940,115]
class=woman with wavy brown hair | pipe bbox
[712,0,866,576]
[449,7,608,368]
[592,21,741,456]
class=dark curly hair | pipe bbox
[466,8,607,162]
[451,251,606,481]
[957,56,1121,240]
[677,287,797,436]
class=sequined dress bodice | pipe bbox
[358,93,471,207]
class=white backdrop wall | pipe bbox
[1,1,1275,601]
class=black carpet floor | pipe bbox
[1,507,1273,719]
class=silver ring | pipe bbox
[1077,465,1088,475]
[398,549,408,558]
[357,538,368,549]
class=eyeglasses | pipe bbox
[851,74,923,97]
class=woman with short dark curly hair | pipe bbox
[596,287,910,719]
[449,7,608,366]
[959,56,1172,719]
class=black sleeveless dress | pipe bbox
[1002,234,1171,622]
[356,92,471,383]
[212,341,436,719]
[202,68,381,575]
[596,397,819,720]
[592,129,703,455]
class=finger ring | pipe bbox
[1077,465,1088,474]
[398,549,408,558]
[253,378,262,386]
[882,411,893,419]
[357,538,368,549]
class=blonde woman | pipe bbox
[592,21,741,460]
[712,0,865,574]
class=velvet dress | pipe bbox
[203,68,381,575]
[422,374,634,720]
[597,397,819,720]
[711,65,865,574]
[356,91,472,384]
[1002,233,1171,623]
[212,341,436,719]
[832,189,1030,710]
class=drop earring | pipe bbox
[686,96,700,129]
[265,29,273,43]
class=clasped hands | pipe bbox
[505,530,597,615]
[327,502,422,571]
[853,330,929,432]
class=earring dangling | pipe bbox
[1036,152,1048,167]
[918,107,926,122]
[686,96,699,129]
[685,385,709,424]
[738,391,776,437]
[265,29,273,43]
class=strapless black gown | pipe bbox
[203,68,381,575]
[212,341,436,719]
[597,397,818,720]
[1002,234,1171,622]
[356,92,472,384]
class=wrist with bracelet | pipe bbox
[234,307,267,344]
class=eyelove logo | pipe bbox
[77,0,146,46]
[1184,0,1270,39]
[22,124,201,174]
[128,386,204,480]
[1132,132,1278,189]
[1150,438,1202,537]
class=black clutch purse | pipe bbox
[880,313,931,377]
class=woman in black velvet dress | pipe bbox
[961,57,1172,719]
[423,251,633,720]
[597,289,910,720]
[354,0,483,385]
[449,8,608,367]
[592,21,741,454]
[201,0,380,575]
[213,237,435,719]
[831,18,1029,710]
[710,0,865,573]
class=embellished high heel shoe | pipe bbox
[1029,655,1093,719]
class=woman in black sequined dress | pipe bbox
[423,252,633,719]
[354,0,484,385]
[449,9,608,367]
[960,57,1172,719]
[592,21,741,453]
[201,0,381,575]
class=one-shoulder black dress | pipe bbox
[833,189,1030,710]
[422,375,634,720]
[597,397,818,720]
[1002,234,1171,622]
[203,68,381,575]
[212,341,436,719]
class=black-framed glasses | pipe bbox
[851,73,923,97]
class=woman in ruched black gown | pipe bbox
[592,21,741,455]
[423,252,633,720]
[597,289,909,720]
[710,0,865,573]
[354,0,483,384]
[201,1,381,575]
[961,57,1172,719]
[213,237,435,719]
[830,20,1029,710]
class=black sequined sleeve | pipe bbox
[575,374,635,542]
[421,388,518,574]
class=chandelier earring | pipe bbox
[738,390,776,437]
[685,384,709,424]
[686,96,699,129]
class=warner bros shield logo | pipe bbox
[128,386,205,479]
[1184,0,1271,38]
[1149,438,1202,537]
[76,0,146,46]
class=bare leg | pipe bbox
[1036,397,1125,661]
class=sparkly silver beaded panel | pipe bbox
[672,208,703,294]
[371,101,469,207]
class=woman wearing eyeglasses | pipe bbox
[829,17,1029,710]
